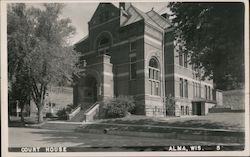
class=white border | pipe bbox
[1,0,249,156]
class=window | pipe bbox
[98,36,111,55]
[196,83,198,97]
[193,82,195,98]
[199,84,201,98]
[99,37,109,47]
[205,85,208,99]
[208,86,211,100]
[186,106,189,115]
[130,41,136,51]
[179,52,183,66]
[184,53,188,68]
[179,78,183,97]
[130,56,136,80]
[184,79,188,98]
[179,51,183,66]
[149,58,160,96]
[181,106,184,115]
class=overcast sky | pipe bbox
[28,2,169,45]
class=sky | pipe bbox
[28,2,170,45]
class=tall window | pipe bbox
[149,58,160,96]
[98,36,110,55]
[130,56,136,80]
[184,53,188,68]
[184,79,188,98]
[198,83,201,98]
[179,51,183,66]
[205,85,208,99]
[186,106,189,115]
[179,78,183,97]
[193,82,195,98]
[208,86,211,100]
[130,41,136,52]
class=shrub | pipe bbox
[46,112,53,118]
[102,95,135,118]
[165,94,176,116]
[56,108,68,120]
[56,103,79,120]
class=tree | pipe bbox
[168,2,244,90]
[8,3,81,123]
[8,4,34,124]
[165,94,176,116]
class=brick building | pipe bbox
[74,3,223,117]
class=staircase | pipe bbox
[67,102,99,122]
[67,109,86,122]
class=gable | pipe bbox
[88,3,120,28]
[146,10,171,29]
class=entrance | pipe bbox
[192,102,202,115]
[85,76,98,103]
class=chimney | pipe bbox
[119,2,131,11]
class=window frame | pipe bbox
[130,41,136,52]
[179,51,183,66]
[149,58,160,96]
[179,78,183,97]
[130,56,137,80]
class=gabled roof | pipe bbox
[122,5,164,30]
[89,3,119,23]
[146,10,171,29]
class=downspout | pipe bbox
[162,29,166,117]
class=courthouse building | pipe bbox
[73,3,223,117]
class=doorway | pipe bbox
[85,76,98,103]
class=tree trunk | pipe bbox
[37,104,44,123]
[20,105,25,125]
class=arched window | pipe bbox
[149,58,160,96]
[98,36,111,55]
[99,37,109,47]
[149,58,158,69]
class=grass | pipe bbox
[97,112,245,131]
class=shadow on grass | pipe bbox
[102,114,244,131]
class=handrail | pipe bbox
[84,102,100,122]
[84,102,99,114]
[68,104,82,120]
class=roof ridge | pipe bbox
[148,9,171,25]
[146,10,165,29]
[130,4,144,20]
[131,5,163,30]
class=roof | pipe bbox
[146,10,171,29]
[122,4,169,30]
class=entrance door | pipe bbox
[85,76,98,103]
[192,102,202,115]
[196,102,201,115]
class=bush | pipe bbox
[56,108,68,120]
[46,112,53,118]
[102,95,135,118]
[56,103,79,120]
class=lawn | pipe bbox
[98,112,245,131]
